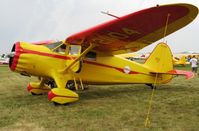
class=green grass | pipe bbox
[0,65,199,130]
[174,64,192,70]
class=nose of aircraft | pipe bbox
[8,42,19,71]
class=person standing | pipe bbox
[189,55,198,75]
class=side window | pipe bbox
[85,51,96,61]
[69,45,81,56]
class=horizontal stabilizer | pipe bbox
[167,70,194,79]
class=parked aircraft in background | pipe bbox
[119,52,151,60]
[173,55,189,66]
[173,52,199,66]
[0,54,9,64]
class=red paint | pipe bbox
[32,40,54,45]
[48,91,78,101]
[27,84,32,92]
[27,84,50,92]
[10,42,77,71]
[11,43,140,75]
[48,91,56,100]
[168,69,194,79]
[21,48,74,60]
[66,5,190,52]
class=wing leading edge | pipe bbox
[66,3,198,55]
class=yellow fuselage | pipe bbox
[10,42,172,87]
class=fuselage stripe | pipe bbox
[13,43,141,75]
[84,60,140,74]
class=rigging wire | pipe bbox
[144,13,170,128]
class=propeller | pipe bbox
[8,43,16,68]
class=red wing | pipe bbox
[32,40,55,45]
[66,3,198,55]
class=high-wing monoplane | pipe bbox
[9,3,198,104]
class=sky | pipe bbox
[0,0,198,54]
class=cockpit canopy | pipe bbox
[44,41,81,55]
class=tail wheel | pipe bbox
[145,84,156,89]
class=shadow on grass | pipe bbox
[78,85,146,99]
[77,83,190,101]
[1,83,195,107]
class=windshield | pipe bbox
[44,41,81,55]
[44,41,66,54]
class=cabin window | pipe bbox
[45,41,63,50]
[44,41,66,54]
[85,51,97,61]
[69,45,81,56]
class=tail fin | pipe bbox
[180,56,186,63]
[144,43,173,73]
[178,55,186,65]
[173,55,187,65]
[144,42,194,80]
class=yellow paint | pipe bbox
[10,41,177,104]
[28,81,51,95]
[173,55,188,66]
[50,88,79,104]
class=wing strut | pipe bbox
[61,43,96,73]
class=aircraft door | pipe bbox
[66,45,82,73]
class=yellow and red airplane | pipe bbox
[8,3,198,104]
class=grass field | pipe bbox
[0,65,199,130]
